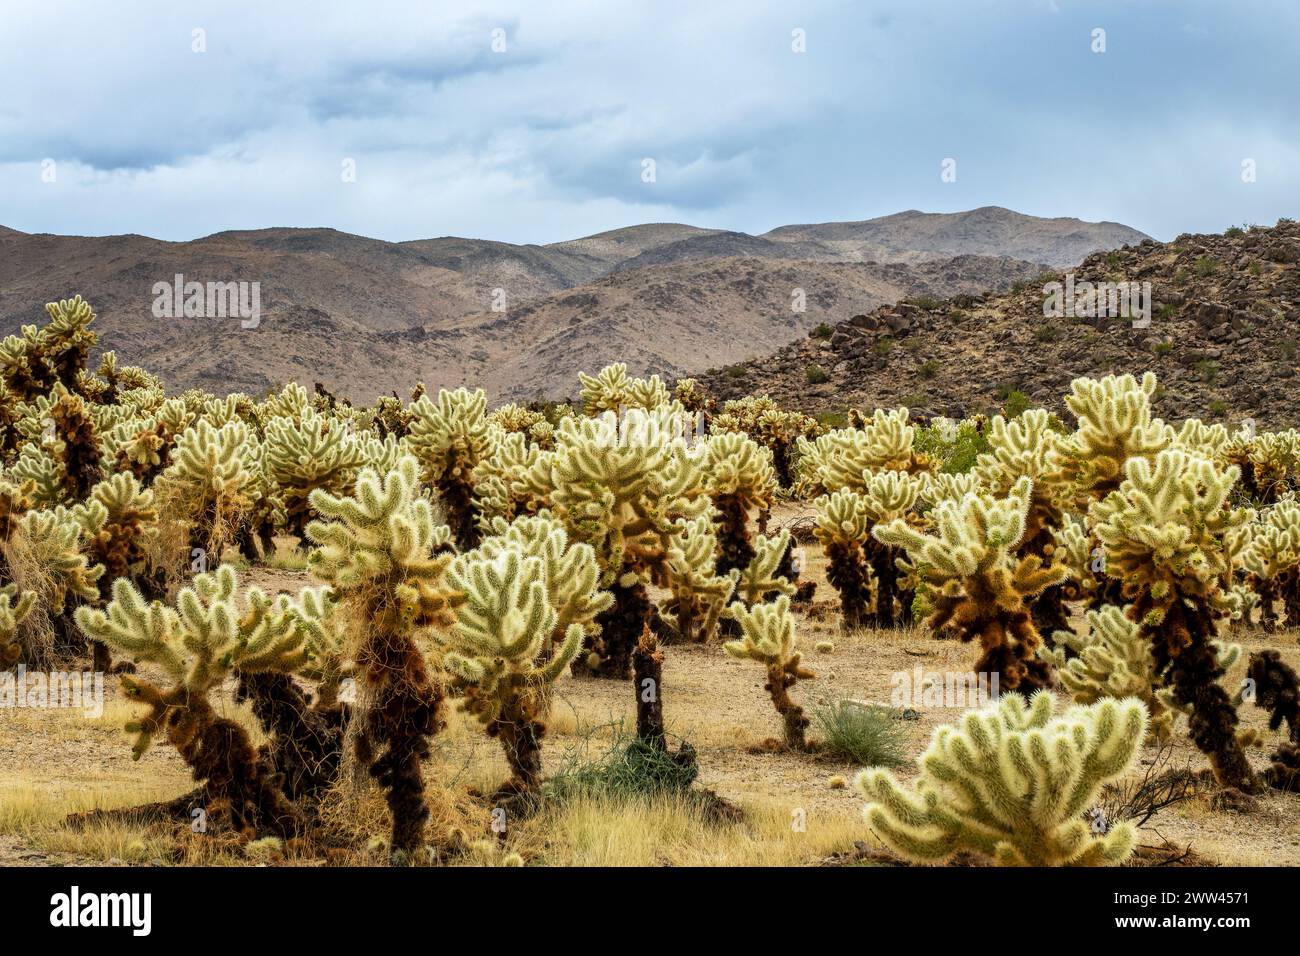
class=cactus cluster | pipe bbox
[859,692,1147,866]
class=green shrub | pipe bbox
[1033,324,1062,343]
[918,358,941,380]
[1153,340,1174,357]
[1194,256,1219,277]
[1225,225,1244,238]
[812,322,833,338]
[544,721,698,802]
[999,387,1032,418]
[815,410,849,430]
[1207,399,1228,418]
[872,337,895,357]
[812,700,909,767]
[907,295,941,311]
[724,365,747,379]
[805,364,830,384]
[1195,358,1220,383]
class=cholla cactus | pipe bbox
[672,378,712,415]
[441,538,607,794]
[860,470,925,627]
[660,516,737,643]
[1244,650,1300,790]
[3,508,104,668]
[156,418,257,558]
[1223,429,1300,504]
[699,432,776,574]
[538,408,709,678]
[72,473,160,668]
[813,489,873,631]
[712,395,820,489]
[487,402,555,448]
[472,431,548,529]
[1091,448,1259,792]
[40,296,98,392]
[975,409,1074,634]
[12,384,105,502]
[73,473,158,591]
[874,477,1064,691]
[1043,605,1174,742]
[1240,500,1300,629]
[263,410,366,539]
[859,692,1147,866]
[0,296,98,403]
[724,595,814,750]
[108,399,192,483]
[0,586,36,668]
[577,363,669,415]
[1057,372,1173,501]
[408,387,499,550]
[307,455,462,855]
[731,529,797,608]
[9,442,67,506]
[798,408,932,497]
[75,566,332,835]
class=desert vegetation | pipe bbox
[2,299,1299,868]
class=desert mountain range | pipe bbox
[0,207,1148,402]
[700,220,1300,428]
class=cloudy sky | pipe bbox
[1,0,1295,244]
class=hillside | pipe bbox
[0,208,1148,402]
[763,206,1150,267]
[698,221,1300,428]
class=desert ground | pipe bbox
[3,502,1297,868]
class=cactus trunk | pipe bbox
[153,689,303,838]
[1141,599,1261,794]
[579,578,648,679]
[868,543,898,628]
[357,613,445,855]
[236,670,344,802]
[825,540,869,632]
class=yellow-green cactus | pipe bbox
[731,529,797,609]
[660,515,738,643]
[813,488,874,631]
[0,586,36,668]
[712,395,820,489]
[858,692,1147,866]
[873,476,1065,692]
[1057,372,1173,502]
[1091,448,1259,792]
[156,418,258,557]
[306,455,462,855]
[699,431,776,574]
[724,594,815,750]
[408,387,499,550]
[577,363,669,415]
[1043,604,1173,741]
[441,534,608,793]
[263,409,367,539]
[75,565,331,835]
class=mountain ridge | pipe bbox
[0,207,1151,402]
